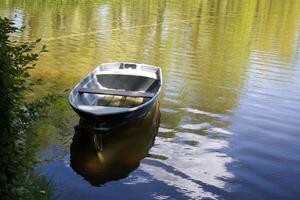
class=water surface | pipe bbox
[1,0,300,199]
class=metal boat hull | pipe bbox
[72,94,158,125]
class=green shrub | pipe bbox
[0,17,50,199]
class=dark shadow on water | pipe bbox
[70,103,160,186]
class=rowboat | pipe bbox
[69,62,162,125]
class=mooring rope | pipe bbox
[42,17,201,42]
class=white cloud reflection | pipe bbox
[140,132,234,199]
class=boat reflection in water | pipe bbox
[70,103,160,186]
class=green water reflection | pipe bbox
[1,0,299,105]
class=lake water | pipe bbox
[1,0,300,199]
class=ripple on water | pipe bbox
[180,122,211,130]
[181,107,223,118]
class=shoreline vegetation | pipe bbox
[0,17,53,200]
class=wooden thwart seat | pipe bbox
[96,95,145,108]
[78,88,155,98]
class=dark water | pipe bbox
[1,0,300,199]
